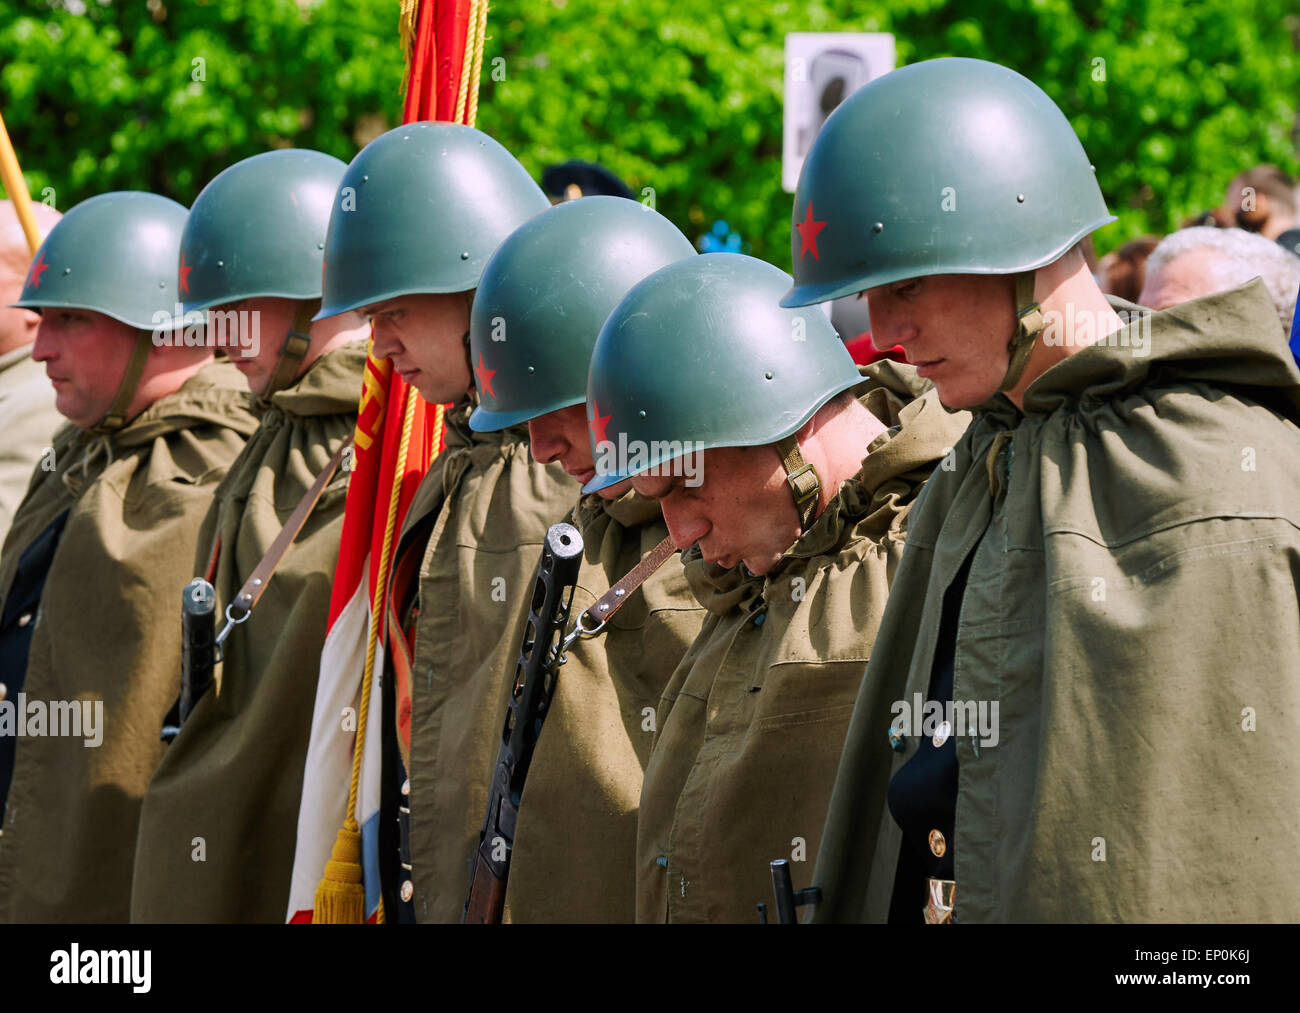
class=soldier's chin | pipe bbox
[57,394,96,430]
[740,550,782,578]
[935,377,995,411]
[596,477,631,500]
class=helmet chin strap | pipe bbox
[258,299,319,405]
[91,329,155,435]
[774,433,822,534]
[998,270,1045,393]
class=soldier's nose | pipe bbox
[662,507,708,551]
[527,418,564,465]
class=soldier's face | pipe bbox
[528,404,628,499]
[631,444,800,576]
[32,308,141,428]
[211,296,296,395]
[365,292,472,404]
[863,273,1016,409]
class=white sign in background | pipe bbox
[782,33,896,195]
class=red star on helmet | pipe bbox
[474,352,497,400]
[179,253,192,295]
[796,202,828,261]
[589,400,612,447]
[27,250,49,291]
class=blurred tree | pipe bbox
[0,0,403,208]
[1,0,1297,263]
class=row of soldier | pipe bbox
[1,56,1298,924]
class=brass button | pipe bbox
[932,720,951,748]
[17,612,32,628]
[400,880,413,902]
[928,829,947,858]
[0,682,6,701]
[401,778,410,797]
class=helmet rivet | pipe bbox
[872,222,884,233]
[63,267,71,275]
[461,251,470,260]
[216,260,224,268]
[764,371,773,380]
[361,175,369,183]
[317,243,324,250]
[1090,165,1096,173]
[1017,193,1026,203]
[159,280,166,288]
[639,410,647,419]
[527,365,535,373]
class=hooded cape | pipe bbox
[130,342,366,923]
[500,490,707,921]
[813,279,1300,923]
[392,403,578,921]
[635,362,970,922]
[0,361,257,922]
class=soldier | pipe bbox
[0,192,258,921]
[463,195,706,920]
[0,200,63,548]
[312,122,578,922]
[792,58,1300,923]
[583,253,968,922]
[130,150,370,923]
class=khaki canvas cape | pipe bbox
[130,342,366,923]
[812,279,1300,923]
[0,361,257,922]
[501,490,707,922]
[635,362,970,923]
[0,344,64,548]
[396,403,577,922]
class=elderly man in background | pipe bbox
[1140,226,1300,335]
[0,200,63,546]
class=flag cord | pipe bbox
[454,0,487,126]
[314,0,481,924]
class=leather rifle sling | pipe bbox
[572,534,678,635]
[223,433,355,627]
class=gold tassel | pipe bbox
[313,822,365,923]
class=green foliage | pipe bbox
[0,0,403,208]
[2,0,1296,263]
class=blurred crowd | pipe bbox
[1093,163,1300,335]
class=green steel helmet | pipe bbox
[316,121,549,319]
[180,148,347,314]
[781,57,1116,308]
[13,191,189,330]
[584,253,861,528]
[467,196,696,433]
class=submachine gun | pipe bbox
[463,523,677,923]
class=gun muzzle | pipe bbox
[179,578,217,725]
